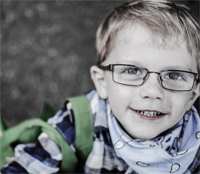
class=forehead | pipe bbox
[116,23,181,50]
[105,23,197,72]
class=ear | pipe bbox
[90,65,108,99]
[187,82,200,110]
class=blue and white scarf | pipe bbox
[85,90,200,174]
[107,105,200,174]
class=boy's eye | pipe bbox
[123,67,141,74]
[164,72,185,80]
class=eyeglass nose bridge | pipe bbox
[143,71,163,84]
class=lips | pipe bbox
[131,109,166,120]
[135,110,163,117]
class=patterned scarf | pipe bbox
[85,90,200,174]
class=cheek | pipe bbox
[105,72,135,102]
[107,80,133,100]
[107,83,135,117]
[108,84,127,105]
[169,91,193,113]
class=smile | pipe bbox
[131,109,166,120]
[136,110,162,117]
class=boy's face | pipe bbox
[92,24,200,140]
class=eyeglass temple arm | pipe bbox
[194,73,200,83]
[99,64,113,71]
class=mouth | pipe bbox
[136,110,163,117]
[131,109,166,120]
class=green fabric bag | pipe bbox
[0,95,93,173]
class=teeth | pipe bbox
[137,110,161,117]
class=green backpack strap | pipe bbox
[0,102,57,165]
[0,118,78,172]
[17,103,57,144]
[68,96,93,162]
[0,118,13,167]
[0,95,93,172]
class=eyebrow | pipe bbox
[161,66,193,72]
[116,61,194,72]
[116,60,143,67]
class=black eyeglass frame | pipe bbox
[100,64,200,92]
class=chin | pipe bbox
[132,132,160,140]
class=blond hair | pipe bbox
[96,0,200,73]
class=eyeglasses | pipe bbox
[100,64,199,91]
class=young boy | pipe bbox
[1,0,200,173]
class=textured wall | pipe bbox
[1,0,200,127]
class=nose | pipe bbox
[139,73,165,100]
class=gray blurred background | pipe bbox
[1,0,200,127]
